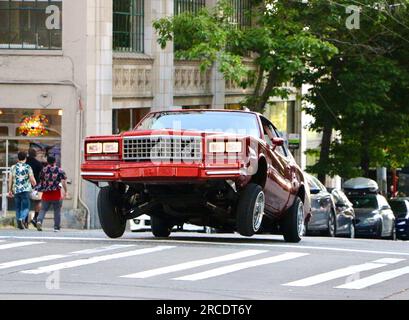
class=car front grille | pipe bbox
[123,135,203,161]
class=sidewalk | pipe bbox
[0,212,15,228]
[0,211,74,229]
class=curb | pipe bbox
[0,215,15,228]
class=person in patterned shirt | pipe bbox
[8,151,37,229]
[36,156,68,232]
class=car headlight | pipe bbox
[209,142,225,153]
[86,142,103,154]
[103,142,119,153]
[226,142,242,153]
[397,221,407,226]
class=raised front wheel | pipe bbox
[97,187,127,239]
[236,183,265,237]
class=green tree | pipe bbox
[302,0,409,181]
[153,0,337,113]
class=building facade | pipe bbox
[0,0,304,228]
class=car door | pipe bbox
[377,195,394,236]
[259,118,292,213]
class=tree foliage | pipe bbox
[301,0,409,179]
[153,0,337,112]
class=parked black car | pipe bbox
[389,198,409,240]
[344,178,396,240]
[305,175,354,237]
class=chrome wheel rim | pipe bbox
[297,201,305,237]
[253,192,265,232]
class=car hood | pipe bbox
[122,129,250,139]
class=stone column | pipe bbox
[145,0,174,111]
[207,0,226,109]
[85,0,113,136]
[210,63,226,109]
[75,0,113,229]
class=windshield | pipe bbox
[136,111,261,138]
[349,196,378,209]
[390,201,408,218]
[307,175,326,192]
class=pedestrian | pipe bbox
[8,151,37,230]
[36,156,68,232]
[25,148,44,228]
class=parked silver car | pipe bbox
[331,188,356,238]
[344,178,396,240]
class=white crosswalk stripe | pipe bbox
[283,258,405,287]
[121,249,268,279]
[21,246,175,274]
[70,245,135,255]
[0,255,67,269]
[0,241,44,250]
[0,245,136,270]
[174,252,309,281]
[337,266,409,290]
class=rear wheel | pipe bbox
[97,187,126,239]
[282,197,304,243]
[151,215,173,238]
[236,184,265,237]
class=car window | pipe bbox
[309,175,326,192]
[390,201,409,218]
[349,195,378,209]
[332,190,342,203]
[262,125,273,147]
[339,191,352,206]
[260,118,287,157]
[137,111,261,139]
[270,126,289,157]
[377,195,390,209]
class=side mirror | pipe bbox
[272,137,284,146]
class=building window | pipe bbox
[229,0,252,29]
[113,0,144,53]
[174,0,206,15]
[113,108,150,134]
[0,0,62,50]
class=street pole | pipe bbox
[377,167,387,197]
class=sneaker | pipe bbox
[54,228,60,233]
[17,220,24,230]
[36,222,42,232]
[30,219,38,228]
[23,221,29,229]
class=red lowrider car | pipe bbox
[81,110,311,242]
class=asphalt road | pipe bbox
[0,228,408,300]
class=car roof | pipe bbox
[343,177,379,191]
[149,109,260,116]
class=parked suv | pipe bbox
[81,110,311,242]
